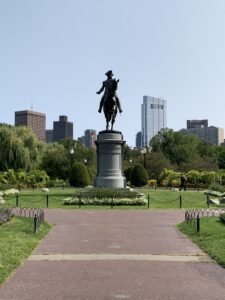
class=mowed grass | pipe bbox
[0,217,51,284]
[136,189,209,209]
[178,217,225,268]
[1,187,220,209]
[3,187,75,209]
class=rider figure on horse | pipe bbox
[96,70,123,113]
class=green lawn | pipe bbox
[136,189,209,209]
[178,217,225,268]
[0,217,51,284]
[3,187,75,209]
[0,187,222,209]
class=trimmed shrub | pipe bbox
[148,179,157,188]
[73,187,142,199]
[69,162,90,187]
[124,167,134,182]
[209,183,225,193]
[130,164,148,187]
[220,213,225,224]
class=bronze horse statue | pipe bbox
[103,79,119,131]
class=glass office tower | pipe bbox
[141,96,167,147]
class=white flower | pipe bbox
[0,197,5,204]
[4,189,19,196]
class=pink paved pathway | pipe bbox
[1,209,225,299]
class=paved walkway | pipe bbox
[1,209,225,299]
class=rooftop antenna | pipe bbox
[31,101,33,110]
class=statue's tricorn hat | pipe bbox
[105,70,113,76]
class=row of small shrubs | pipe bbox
[64,197,147,206]
[73,187,144,199]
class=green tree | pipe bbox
[130,164,148,187]
[0,125,43,171]
[150,129,205,167]
[124,166,134,182]
[41,143,69,179]
[145,152,174,180]
[69,162,90,187]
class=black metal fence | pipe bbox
[184,208,225,233]
[147,194,208,208]
[11,207,45,233]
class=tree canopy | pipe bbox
[0,125,43,171]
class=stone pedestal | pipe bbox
[94,130,126,188]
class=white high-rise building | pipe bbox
[141,96,167,147]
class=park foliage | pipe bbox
[2,124,225,188]
[69,162,90,187]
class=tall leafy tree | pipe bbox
[41,143,69,179]
[150,129,211,167]
[0,125,43,171]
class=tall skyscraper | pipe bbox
[135,131,142,148]
[15,110,46,141]
[141,96,167,147]
[84,129,97,148]
[53,115,73,142]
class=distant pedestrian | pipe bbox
[179,174,187,191]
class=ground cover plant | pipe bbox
[0,216,51,284]
[177,216,225,268]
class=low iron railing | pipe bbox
[0,207,44,233]
[184,208,225,233]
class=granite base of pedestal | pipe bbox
[94,130,126,188]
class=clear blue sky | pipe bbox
[1,0,225,146]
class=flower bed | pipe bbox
[63,197,147,206]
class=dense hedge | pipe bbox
[73,187,144,199]
[64,197,147,206]
[130,164,148,187]
[69,162,90,187]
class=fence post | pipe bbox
[207,195,209,208]
[34,214,37,233]
[46,194,49,208]
[196,215,200,232]
[147,194,150,209]
[179,195,182,209]
[16,194,19,207]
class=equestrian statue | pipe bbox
[96,70,122,131]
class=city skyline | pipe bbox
[5,104,225,146]
[1,1,225,146]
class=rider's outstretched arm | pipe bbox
[96,82,105,94]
